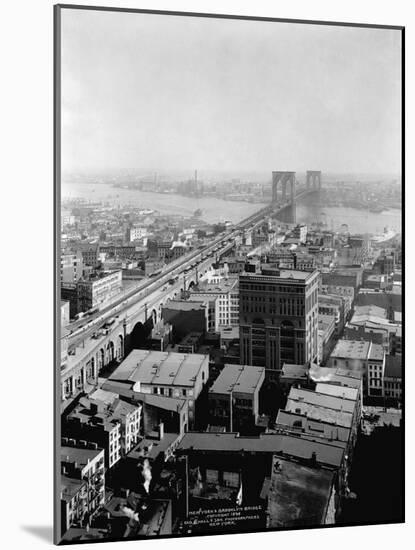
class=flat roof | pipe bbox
[276,410,350,443]
[177,432,344,467]
[330,339,370,360]
[61,475,85,502]
[163,299,207,311]
[209,364,265,395]
[267,456,335,528]
[67,398,120,432]
[129,433,182,461]
[61,445,103,467]
[315,383,358,402]
[285,399,353,429]
[368,343,385,361]
[102,380,187,413]
[288,387,356,414]
[109,349,208,388]
[192,277,238,294]
[281,363,308,379]
[89,388,118,406]
[242,269,317,282]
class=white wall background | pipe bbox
[0,0,412,548]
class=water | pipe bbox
[296,203,401,235]
[62,182,267,225]
[62,182,401,235]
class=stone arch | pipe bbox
[97,348,105,371]
[107,340,115,363]
[131,321,149,349]
[116,334,124,360]
[86,356,95,381]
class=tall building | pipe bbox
[239,265,320,380]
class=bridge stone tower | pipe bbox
[306,170,322,191]
[271,171,296,223]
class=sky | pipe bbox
[61,8,402,176]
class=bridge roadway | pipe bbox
[65,189,314,349]
[60,189,316,401]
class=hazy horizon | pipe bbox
[61,9,402,176]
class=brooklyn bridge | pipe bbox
[60,170,322,406]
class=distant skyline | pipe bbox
[61,9,402,176]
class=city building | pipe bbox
[78,244,101,267]
[208,364,265,432]
[61,251,84,283]
[266,455,336,528]
[328,339,371,392]
[149,321,173,351]
[60,441,105,535]
[318,294,348,335]
[188,277,239,329]
[292,223,308,243]
[102,379,189,436]
[108,350,209,428]
[367,343,386,397]
[162,299,209,341]
[89,389,142,454]
[239,266,320,380]
[322,267,363,291]
[177,332,203,354]
[126,226,147,242]
[318,313,336,363]
[383,355,402,401]
[63,397,122,469]
[77,270,122,312]
[279,363,312,392]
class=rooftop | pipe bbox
[368,343,385,362]
[242,268,317,282]
[109,349,208,388]
[267,456,335,528]
[287,387,356,415]
[280,363,309,380]
[191,277,238,294]
[177,431,344,467]
[330,339,371,360]
[102,380,187,414]
[209,364,265,395]
[61,475,86,502]
[61,444,103,467]
[66,398,121,432]
[276,410,350,443]
[129,433,182,461]
[285,398,353,429]
[314,383,358,402]
[162,299,207,311]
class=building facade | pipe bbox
[239,267,320,380]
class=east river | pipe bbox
[62,183,401,236]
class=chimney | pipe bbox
[158,422,164,441]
